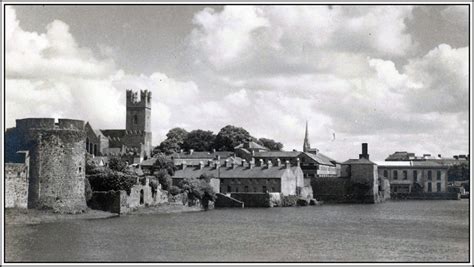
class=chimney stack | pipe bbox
[207,159,213,166]
[276,158,281,167]
[181,161,187,170]
[225,159,231,168]
[250,158,255,169]
[285,160,290,169]
[215,161,221,169]
[199,161,204,170]
[241,159,247,167]
[359,143,369,160]
[259,159,264,167]
[232,160,237,169]
[189,149,194,155]
[180,149,184,153]
[212,148,216,153]
[296,158,300,167]
[267,160,273,168]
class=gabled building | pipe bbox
[172,158,307,197]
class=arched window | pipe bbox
[133,114,138,125]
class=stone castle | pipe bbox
[5,89,153,212]
[5,118,88,213]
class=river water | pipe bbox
[5,199,470,263]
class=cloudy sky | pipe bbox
[5,4,470,161]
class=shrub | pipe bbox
[87,169,138,195]
[108,157,128,172]
[155,169,172,190]
[152,154,175,175]
[168,185,182,196]
[84,177,93,203]
[178,177,216,202]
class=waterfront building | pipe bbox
[172,158,310,198]
[376,160,449,194]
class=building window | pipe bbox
[383,170,388,178]
[393,170,398,180]
[244,185,249,192]
[271,187,275,192]
[428,182,432,192]
[133,114,138,124]
[227,185,231,192]
[78,167,82,173]
[428,170,432,180]
[437,171,441,180]
[403,170,408,180]
[262,185,267,192]
[437,183,441,192]
[413,170,418,182]
[235,187,239,193]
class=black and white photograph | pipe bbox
[2,1,472,264]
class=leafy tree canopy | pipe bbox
[154,127,189,155]
[214,125,251,151]
[152,153,175,176]
[182,129,216,152]
[258,138,284,151]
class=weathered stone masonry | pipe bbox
[5,118,88,213]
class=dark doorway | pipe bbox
[140,189,144,205]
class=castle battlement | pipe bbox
[16,118,85,131]
[126,89,152,108]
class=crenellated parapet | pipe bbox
[126,89,152,108]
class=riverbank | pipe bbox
[5,208,118,225]
[5,203,206,225]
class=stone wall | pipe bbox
[5,161,29,209]
[29,129,88,213]
[89,179,168,214]
[214,193,244,208]
[230,193,271,207]
[312,177,351,202]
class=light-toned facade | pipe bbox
[376,161,449,193]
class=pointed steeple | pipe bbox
[303,121,311,152]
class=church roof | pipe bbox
[253,151,301,158]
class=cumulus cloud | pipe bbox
[5,5,469,161]
[441,5,469,28]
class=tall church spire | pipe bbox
[303,121,311,152]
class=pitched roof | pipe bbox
[173,165,298,179]
[303,152,336,166]
[254,151,301,158]
[169,151,235,159]
[100,129,126,139]
[342,158,376,165]
[234,141,268,150]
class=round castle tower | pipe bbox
[15,118,88,213]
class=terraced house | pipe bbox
[376,161,449,194]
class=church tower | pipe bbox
[125,89,152,158]
[126,90,151,132]
[303,121,311,152]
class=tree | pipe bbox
[178,177,216,208]
[155,169,173,191]
[182,129,216,151]
[258,138,283,151]
[108,157,128,172]
[448,162,470,181]
[214,125,251,151]
[152,153,175,176]
[155,127,189,155]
